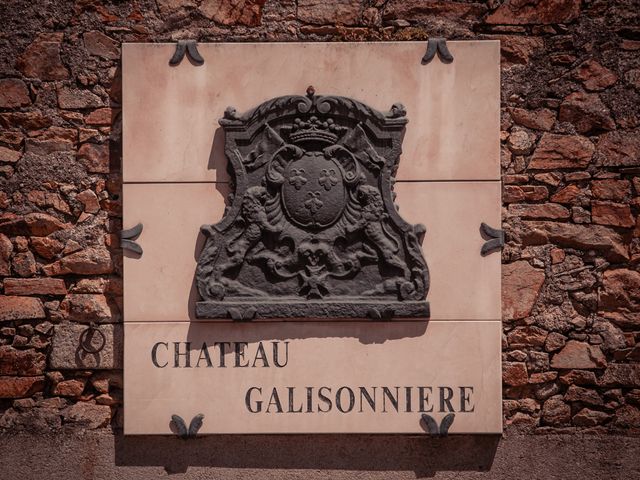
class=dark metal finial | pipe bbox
[306,85,315,97]
[480,222,504,256]
[422,38,454,65]
[421,413,455,437]
[169,40,205,67]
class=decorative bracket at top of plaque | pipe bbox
[195,86,430,320]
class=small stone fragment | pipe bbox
[551,340,606,369]
[83,31,119,60]
[3,278,67,296]
[528,134,594,170]
[0,79,30,108]
[503,261,546,320]
[0,296,45,321]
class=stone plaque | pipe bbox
[122,41,502,434]
[124,321,502,434]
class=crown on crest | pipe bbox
[289,116,345,145]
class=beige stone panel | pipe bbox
[395,181,502,320]
[123,182,500,322]
[124,320,502,434]
[122,183,228,322]
[123,41,499,183]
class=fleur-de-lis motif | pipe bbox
[304,191,323,214]
[288,168,307,190]
[318,168,338,191]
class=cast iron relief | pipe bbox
[195,87,430,320]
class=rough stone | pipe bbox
[199,0,267,26]
[494,36,544,65]
[529,372,557,384]
[62,402,111,429]
[85,108,112,126]
[41,247,113,276]
[592,319,627,353]
[507,129,533,154]
[25,129,75,156]
[77,143,109,173]
[545,332,566,352]
[53,379,86,397]
[599,269,640,329]
[503,362,528,386]
[559,370,597,386]
[507,326,548,348]
[509,107,555,130]
[0,233,12,276]
[383,0,486,23]
[503,185,548,203]
[591,180,630,202]
[522,221,628,262]
[597,130,640,167]
[0,376,45,399]
[559,92,615,134]
[77,189,100,214]
[83,31,119,60]
[0,79,31,108]
[541,396,571,426]
[551,341,607,369]
[564,385,603,406]
[592,201,634,228]
[0,346,46,375]
[528,134,594,170]
[0,296,45,321]
[50,323,122,370]
[30,236,64,260]
[3,278,67,296]
[573,60,618,91]
[0,405,62,432]
[156,0,196,15]
[503,261,546,320]
[59,294,114,323]
[0,213,67,236]
[572,408,610,426]
[57,87,103,110]
[599,364,640,388]
[12,251,36,277]
[486,0,580,25]
[526,351,550,373]
[508,203,570,220]
[16,33,69,80]
[550,185,588,205]
[0,146,22,163]
[614,405,640,428]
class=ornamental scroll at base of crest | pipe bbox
[195,88,430,320]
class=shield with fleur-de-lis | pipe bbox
[281,151,346,228]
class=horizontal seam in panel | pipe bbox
[123,181,228,185]
[395,179,501,183]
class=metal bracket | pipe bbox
[120,223,143,256]
[170,414,205,439]
[169,40,205,66]
[421,38,454,65]
[79,322,106,354]
[227,307,257,322]
[480,222,504,256]
[366,308,395,321]
[421,413,455,437]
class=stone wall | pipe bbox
[0,0,639,441]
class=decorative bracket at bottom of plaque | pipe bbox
[196,300,430,321]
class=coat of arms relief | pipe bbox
[196,87,430,320]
